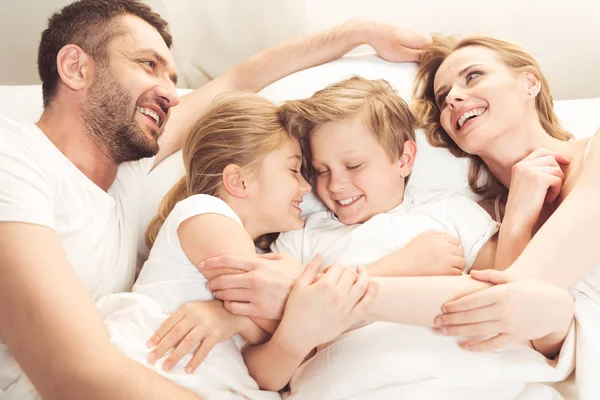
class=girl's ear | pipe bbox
[222,164,249,198]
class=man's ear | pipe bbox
[56,44,92,92]
[398,140,417,178]
[222,164,250,198]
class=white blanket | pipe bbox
[286,322,575,400]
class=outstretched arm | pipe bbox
[0,223,202,400]
[155,20,429,165]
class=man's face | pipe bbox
[81,14,179,164]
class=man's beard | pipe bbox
[80,66,163,164]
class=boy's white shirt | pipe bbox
[272,188,500,273]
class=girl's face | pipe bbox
[310,114,408,225]
[433,46,534,155]
[251,136,311,235]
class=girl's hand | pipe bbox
[146,300,247,373]
[435,269,574,352]
[275,261,376,357]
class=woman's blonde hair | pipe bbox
[413,35,573,198]
[146,92,294,251]
[279,76,416,180]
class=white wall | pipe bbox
[1,0,599,100]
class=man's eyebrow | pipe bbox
[134,48,178,85]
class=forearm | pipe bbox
[494,220,531,271]
[58,349,202,400]
[507,170,600,288]
[366,247,417,277]
[222,19,375,93]
[243,332,309,392]
[366,275,492,326]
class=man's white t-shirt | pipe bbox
[0,116,152,399]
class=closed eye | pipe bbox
[315,169,329,176]
[289,169,299,174]
[347,163,363,171]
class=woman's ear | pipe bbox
[56,44,92,92]
[523,68,541,98]
[222,164,249,198]
[398,140,417,178]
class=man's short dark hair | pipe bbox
[38,0,172,107]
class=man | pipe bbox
[0,0,428,399]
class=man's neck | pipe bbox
[36,107,118,192]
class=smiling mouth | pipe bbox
[456,107,487,130]
[335,195,363,207]
[137,106,162,128]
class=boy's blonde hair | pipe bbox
[146,92,294,251]
[413,34,572,198]
[279,76,416,179]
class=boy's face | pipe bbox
[310,114,410,225]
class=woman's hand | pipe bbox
[146,300,250,373]
[434,269,574,353]
[504,148,571,233]
[200,252,308,320]
[274,262,376,357]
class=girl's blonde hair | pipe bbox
[146,92,294,251]
[413,35,572,198]
[279,76,416,179]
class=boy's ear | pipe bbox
[222,164,249,198]
[398,140,417,178]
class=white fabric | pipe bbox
[272,189,499,272]
[0,116,151,399]
[98,194,279,400]
[271,189,574,399]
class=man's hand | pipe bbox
[358,19,431,62]
[200,253,309,320]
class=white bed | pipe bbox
[1,53,598,400]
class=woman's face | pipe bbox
[251,136,311,235]
[433,46,532,154]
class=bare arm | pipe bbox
[507,131,600,287]
[155,20,429,165]
[0,223,201,400]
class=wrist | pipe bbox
[341,18,376,47]
[271,326,313,360]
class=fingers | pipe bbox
[439,320,504,338]
[468,269,511,285]
[185,336,218,374]
[148,318,194,364]
[257,252,283,260]
[442,288,500,313]
[337,267,358,294]
[213,288,253,302]
[207,274,250,291]
[321,263,345,285]
[295,255,323,288]
[452,255,466,271]
[545,175,563,203]
[162,326,205,371]
[198,255,260,272]
[525,148,571,165]
[351,276,377,320]
[460,333,512,352]
[398,29,431,49]
[434,304,499,327]
[147,309,185,349]
[223,301,266,319]
[347,266,370,305]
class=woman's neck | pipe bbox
[477,123,577,189]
